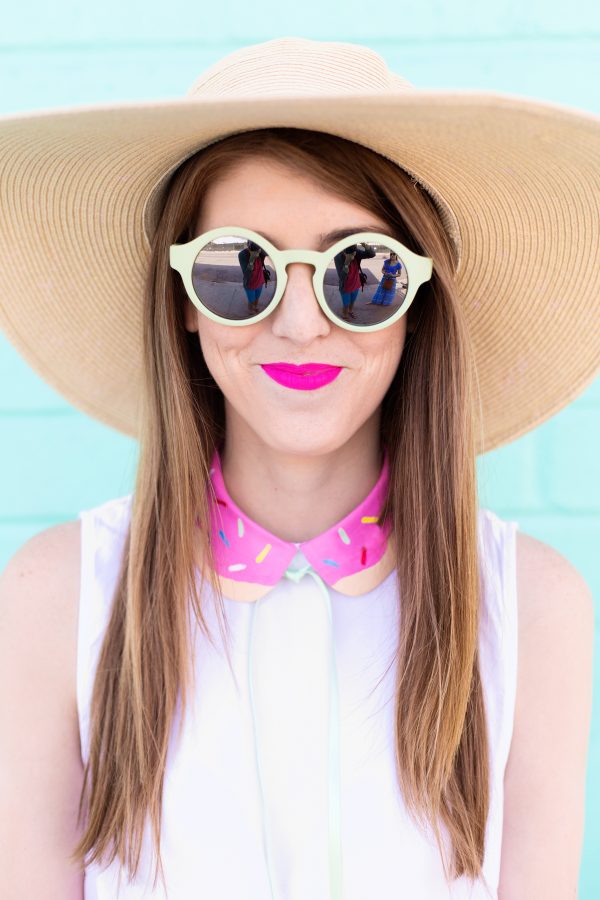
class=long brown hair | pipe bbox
[70,127,491,896]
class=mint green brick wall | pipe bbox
[1,3,598,894]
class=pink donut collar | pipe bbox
[202,446,395,601]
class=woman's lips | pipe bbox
[260,362,343,391]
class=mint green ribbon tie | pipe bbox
[247,561,343,900]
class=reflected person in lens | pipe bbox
[238,239,268,316]
[333,241,376,321]
[370,250,404,306]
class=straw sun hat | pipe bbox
[0,36,599,452]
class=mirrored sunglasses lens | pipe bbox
[191,234,276,320]
[324,241,409,326]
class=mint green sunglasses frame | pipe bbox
[169,225,433,334]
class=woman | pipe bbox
[334,240,376,320]
[370,250,403,306]
[0,38,596,900]
[239,239,268,316]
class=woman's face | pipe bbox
[183,156,410,457]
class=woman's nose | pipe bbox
[269,262,333,343]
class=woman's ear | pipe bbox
[183,295,199,333]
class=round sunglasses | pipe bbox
[169,226,433,333]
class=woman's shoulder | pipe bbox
[498,528,593,889]
[0,517,84,763]
[478,505,589,585]
[0,518,83,674]
[0,494,134,701]
[513,528,591,617]
[0,519,86,894]
[475,506,590,622]
[477,507,592,628]
[0,504,117,701]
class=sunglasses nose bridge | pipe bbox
[277,248,322,273]
[276,252,323,302]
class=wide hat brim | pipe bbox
[0,37,599,453]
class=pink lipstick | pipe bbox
[260,362,343,391]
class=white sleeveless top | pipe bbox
[77,496,519,900]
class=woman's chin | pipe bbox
[254,422,355,459]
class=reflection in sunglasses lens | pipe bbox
[325,242,409,327]
[190,235,409,327]
[192,235,276,320]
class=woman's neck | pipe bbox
[218,420,384,543]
